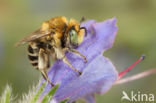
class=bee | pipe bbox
[15,16,87,87]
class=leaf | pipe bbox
[30,82,46,103]
[60,98,69,103]
[41,84,59,103]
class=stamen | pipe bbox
[115,68,156,85]
[118,55,145,80]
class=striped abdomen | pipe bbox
[27,45,39,69]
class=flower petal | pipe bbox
[40,18,118,102]
[53,55,117,102]
[83,94,96,103]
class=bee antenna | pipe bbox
[80,27,87,37]
[80,16,85,23]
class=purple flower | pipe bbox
[40,18,118,103]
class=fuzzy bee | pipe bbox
[15,16,87,86]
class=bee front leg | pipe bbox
[62,56,82,75]
[66,48,87,63]
[38,48,54,87]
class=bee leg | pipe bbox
[67,48,87,63]
[38,48,55,87]
[62,56,82,75]
[40,69,54,87]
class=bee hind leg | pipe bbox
[38,48,54,87]
[67,48,87,63]
[40,69,54,87]
[62,56,82,75]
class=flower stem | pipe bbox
[30,82,46,103]
[115,68,156,85]
[0,85,12,103]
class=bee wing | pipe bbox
[15,29,53,46]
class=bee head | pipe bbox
[67,19,87,48]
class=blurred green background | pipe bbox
[0,0,156,102]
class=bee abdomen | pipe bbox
[28,55,38,61]
[28,45,39,69]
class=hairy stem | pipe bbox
[115,68,156,85]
